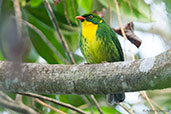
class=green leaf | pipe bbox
[56,0,79,23]
[25,12,67,57]
[72,53,84,64]
[63,31,80,51]
[163,0,171,23]
[0,0,2,15]
[84,106,122,114]
[101,107,121,114]
[24,5,53,27]
[0,107,5,112]
[24,4,80,52]
[24,5,77,28]
[58,95,85,113]
[97,0,153,22]
[0,0,13,17]
[26,22,64,64]
[58,95,69,112]
[76,0,93,13]
[54,0,80,51]
[23,46,39,62]
[59,95,85,107]
[31,0,43,7]
[0,51,5,60]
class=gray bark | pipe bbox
[0,49,170,94]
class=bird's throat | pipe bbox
[81,20,98,45]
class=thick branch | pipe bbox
[0,49,170,94]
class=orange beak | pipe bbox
[76,16,85,21]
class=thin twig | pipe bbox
[35,98,66,114]
[15,94,23,104]
[107,0,112,27]
[63,0,72,26]
[119,103,134,114]
[0,92,38,114]
[129,103,138,114]
[0,98,38,114]
[0,91,14,102]
[81,95,94,114]
[89,95,103,114]
[78,104,89,110]
[113,0,135,60]
[23,20,69,64]
[140,92,167,114]
[140,91,158,114]
[126,0,133,18]
[150,100,168,114]
[43,0,76,64]
[31,98,42,113]
[113,0,126,40]
[19,92,89,114]
[71,0,78,24]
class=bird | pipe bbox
[76,13,125,104]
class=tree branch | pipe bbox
[0,49,170,94]
[0,91,14,102]
[35,98,66,114]
[19,92,88,114]
[119,103,133,114]
[140,93,168,114]
[140,91,158,114]
[0,91,38,114]
[89,95,103,114]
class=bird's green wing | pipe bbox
[109,27,124,61]
[97,23,124,61]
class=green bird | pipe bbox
[76,13,125,104]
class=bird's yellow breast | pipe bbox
[81,20,104,63]
[81,20,98,45]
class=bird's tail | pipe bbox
[106,93,125,105]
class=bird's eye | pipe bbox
[89,15,93,19]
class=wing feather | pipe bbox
[97,23,124,61]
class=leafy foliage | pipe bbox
[0,51,5,60]
[97,0,153,22]
[84,106,121,114]
[163,0,171,24]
